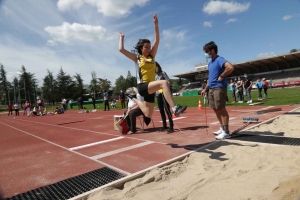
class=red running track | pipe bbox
[0,105,297,198]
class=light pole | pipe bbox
[18,84,21,104]
[7,87,10,104]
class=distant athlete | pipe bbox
[201,41,234,140]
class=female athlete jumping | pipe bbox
[118,14,186,119]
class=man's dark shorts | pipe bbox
[209,87,227,109]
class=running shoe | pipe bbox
[215,131,231,140]
[174,105,187,117]
[213,127,223,135]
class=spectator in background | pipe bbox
[256,79,264,100]
[229,79,236,103]
[14,102,19,116]
[111,100,116,109]
[22,103,26,115]
[244,76,253,103]
[7,102,13,117]
[262,78,269,99]
[92,96,96,109]
[236,77,243,103]
[103,90,110,111]
[80,96,84,109]
[61,98,67,111]
[25,101,30,116]
[77,97,81,109]
[119,90,126,109]
[69,99,73,109]
[37,97,43,115]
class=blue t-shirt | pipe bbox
[256,81,264,89]
[208,56,227,88]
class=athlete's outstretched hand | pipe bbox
[118,32,125,37]
[153,14,158,26]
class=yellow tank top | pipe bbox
[138,55,156,83]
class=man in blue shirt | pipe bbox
[201,41,234,140]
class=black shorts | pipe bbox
[137,83,155,103]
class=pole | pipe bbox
[28,91,31,105]
[18,85,21,104]
[7,89,10,104]
[24,79,26,101]
[14,85,16,103]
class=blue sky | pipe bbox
[0,0,300,86]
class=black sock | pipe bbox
[223,125,229,134]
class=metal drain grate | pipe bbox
[229,134,300,146]
[6,167,126,200]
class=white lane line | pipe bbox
[69,136,124,151]
[14,118,167,145]
[258,106,274,110]
[0,122,131,175]
[210,117,236,124]
[91,141,153,160]
[159,116,186,122]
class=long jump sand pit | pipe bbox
[84,109,300,200]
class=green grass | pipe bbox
[173,87,300,108]
[1,87,299,113]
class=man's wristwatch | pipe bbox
[219,75,224,79]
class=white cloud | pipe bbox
[269,43,275,47]
[57,0,149,18]
[44,22,109,45]
[283,15,293,21]
[162,29,186,41]
[225,18,238,24]
[57,0,84,11]
[203,1,250,15]
[203,21,213,27]
[256,52,277,59]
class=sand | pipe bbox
[86,110,300,200]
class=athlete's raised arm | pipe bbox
[119,32,137,62]
[150,14,159,58]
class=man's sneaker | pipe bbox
[249,100,252,103]
[174,105,187,117]
[213,127,223,135]
[215,131,231,140]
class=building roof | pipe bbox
[173,51,300,81]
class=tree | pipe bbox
[55,67,76,101]
[114,75,126,94]
[18,65,37,105]
[89,71,99,99]
[290,49,299,53]
[0,63,10,104]
[125,70,137,89]
[74,73,84,98]
[98,78,111,94]
[42,70,56,105]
